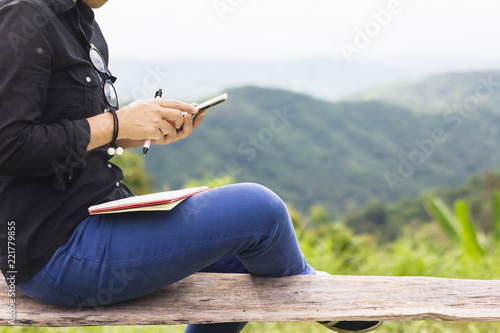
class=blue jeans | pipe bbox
[18,183,315,332]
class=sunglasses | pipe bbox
[89,44,119,108]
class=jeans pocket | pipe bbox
[17,268,82,308]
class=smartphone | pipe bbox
[181,93,227,121]
[194,93,227,115]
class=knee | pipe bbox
[237,183,290,226]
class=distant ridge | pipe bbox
[353,71,500,114]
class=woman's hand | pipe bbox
[86,98,203,151]
[117,98,198,141]
[151,104,206,146]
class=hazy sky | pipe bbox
[94,0,499,68]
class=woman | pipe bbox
[0,0,380,332]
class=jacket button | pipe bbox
[86,77,91,82]
[116,182,120,187]
[107,163,112,169]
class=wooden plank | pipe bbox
[1,273,500,326]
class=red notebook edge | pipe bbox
[89,187,210,214]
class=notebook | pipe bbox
[88,186,210,215]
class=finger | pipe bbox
[153,133,174,146]
[157,121,175,139]
[193,110,206,129]
[178,113,193,139]
[158,108,184,129]
[156,99,198,115]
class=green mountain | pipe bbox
[353,71,500,113]
[142,85,500,217]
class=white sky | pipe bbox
[94,0,500,66]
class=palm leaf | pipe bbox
[493,192,500,243]
[423,198,461,243]
[455,200,484,258]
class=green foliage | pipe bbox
[299,221,372,274]
[454,200,484,259]
[494,192,500,243]
[183,175,236,189]
[424,197,486,259]
[111,150,153,195]
[346,171,500,241]
[4,321,500,333]
[287,204,308,230]
[423,198,461,243]
[344,199,389,235]
[308,205,331,226]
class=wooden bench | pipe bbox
[1,273,499,326]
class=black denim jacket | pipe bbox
[0,0,133,284]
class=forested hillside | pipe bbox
[141,85,500,217]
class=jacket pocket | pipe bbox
[65,66,103,119]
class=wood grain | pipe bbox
[1,273,500,326]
